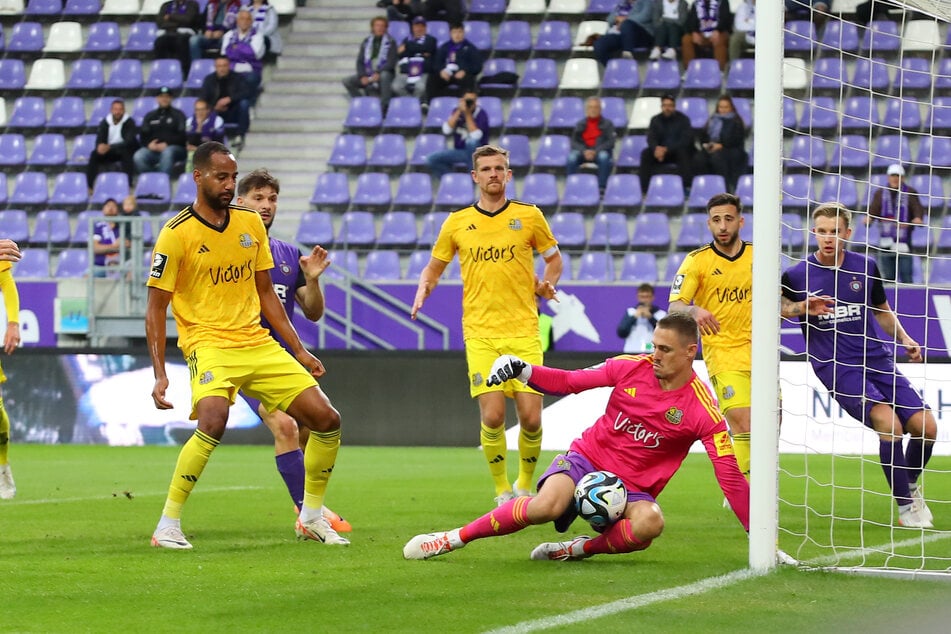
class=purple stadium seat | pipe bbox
[682,59,722,93]
[663,252,687,282]
[643,174,684,211]
[862,20,901,55]
[882,98,922,132]
[829,135,871,172]
[90,172,129,205]
[55,249,90,278]
[547,96,584,132]
[468,0,506,19]
[13,249,51,278]
[560,174,600,211]
[185,58,215,90]
[532,134,571,170]
[418,211,449,247]
[172,173,197,206]
[30,209,71,246]
[344,96,383,131]
[145,58,183,90]
[351,172,392,209]
[387,19,409,43]
[548,212,586,249]
[131,96,154,125]
[810,58,846,95]
[26,0,61,15]
[363,250,402,281]
[599,96,628,129]
[740,214,753,242]
[735,174,754,207]
[909,174,946,214]
[781,173,813,210]
[49,172,88,207]
[935,58,951,91]
[934,217,951,253]
[479,58,518,94]
[67,59,105,91]
[8,22,44,54]
[505,96,544,132]
[601,174,641,210]
[786,135,828,171]
[576,252,615,282]
[586,0,613,13]
[393,172,434,209]
[124,22,158,54]
[519,58,558,94]
[296,211,334,247]
[819,18,859,53]
[84,21,122,54]
[309,172,350,209]
[687,174,727,209]
[0,174,9,205]
[534,20,572,57]
[410,133,446,168]
[28,133,67,167]
[0,134,27,167]
[427,21,450,47]
[927,96,951,133]
[817,174,859,208]
[424,96,457,129]
[895,58,932,93]
[377,211,418,248]
[536,251,572,280]
[336,211,377,247]
[498,134,531,171]
[174,96,196,117]
[520,173,559,209]
[872,134,912,169]
[11,172,48,206]
[916,136,951,169]
[676,213,711,250]
[0,60,27,91]
[0,210,30,243]
[47,96,85,130]
[928,258,951,284]
[784,20,815,53]
[435,173,475,209]
[87,96,118,127]
[642,60,680,93]
[619,252,658,283]
[9,97,47,129]
[382,96,423,131]
[65,0,101,14]
[464,20,492,51]
[602,58,638,92]
[494,20,532,57]
[105,58,144,91]
[327,134,367,170]
[67,134,96,167]
[798,96,838,133]
[678,97,709,130]
[841,96,879,133]
[406,250,432,279]
[69,209,96,246]
[588,212,628,249]
[135,171,171,206]
[851,57,890,92]
[616,135,647,171]
[367,134,408,170]
[781,213,805,249]
[782,96,797,130]
[726,58,754,92]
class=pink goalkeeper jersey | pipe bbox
[528,355,750,531]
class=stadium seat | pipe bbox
[417,211,449,247]
[47,96,85,131]
[547,0,584,14]
[90,171,129,205]
[601,173,641,210]
[601,58,639,93]
[30,209,71,246]
[478,58,518,94]
[105,58,144,91]
[548,212,586,250]
[576,251,615,282]
[55,248,90,278]
[588,211,628,249]
[344,96,383,132]
[534,20,572,57]
[69,209,95,245]
[850,57,891,93]
[782,57,808,91]
[781,173,813,210]
[615,135,647,171]
[406,249,432,279]
[935,58,951,91]
[409,133,445,168]
[296,211,334,247]
[572,20,606,53]
[10,171,48,206]
[682,59,722,93]
[585,0,613,13]
[25,58,66,91]
[676,213,711,250]
[559,58,599,91]
[7,22,44,54]
[871,134,912,169]
[0,134,27,168]
[597,96,627,130]
[840,96,879,133]
[478,95,502,130]
[493,20,532,57]
[13,249,50,278]
[387,19,408,43]
[781,212,805,250]
[464,20,492,52]
[124,22,157,54]
[367,133,407,171]
[497,134,531,172]
[678,97,709,130]
[382,96,423,131]
[817,174,859,209]
[0,210,30,243]
[44,21,83,53]
[619,252,659,283]
[909,174,947,214]
[336,211,377,247]
[686,175,727,209]
[662,252,687,282]
[67,58,105,91]
[28,133,67,167]
[87,96,119,127]
[895,57,932,94]
[882,98,922,132]
[810,57,846,94]
[782,96,797,130]
[351,172,392,209]
[131,95,154,125]
[916,136,951,169]
[49,171,88,207]
[643,174,684,211]
[933,217,951,253]
[427,21,449,47]
[546,96,584,132]
[559,174,600,211]
[520,173,559,209]
[504,96,544,133]
[135,171,171,206]
[928,257,951,285]
[735,174,754,207]
[145,58,183,90]
[861,20,901,55]
[627,97,660,131]
[435,173,474,209]
[327,134,367,171]
[309,172,350,210]
[829,134,871,172]
[0,172,7,204]
[532,134,571,171]
[185,58,215,91]
[0,59,27,91]
[26,0,62,15]
[926,96,951,134]
[423,96,457,130]
[506,0,546,17]
[819,18,859,53]
[393,172,433,209]
[467,0,505,20]
[363,250,402,281]
[643,60,681,94]
[798,96,838,134]
[787,135,828,171]
[519,58,559,95]
[901,19,941,52]
[377,211,418,248]
[725,58,755,92]
[172,172,196,206]
[784,20,815,54]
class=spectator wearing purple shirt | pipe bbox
[92,198,121,275]
[780,202,937,529]
[220,8,266,105]
[426,89,490,181]
[867,164,925,284]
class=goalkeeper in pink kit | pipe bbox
[403,312,749,561]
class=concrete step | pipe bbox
[251,119,349,134]
[276,56,354,72]
[294,6,376,20]
[258,92,348,109]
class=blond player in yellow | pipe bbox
[0,249,21,499]
[412,144,563,505]
[146,142,347,549]
[668,192,753,478]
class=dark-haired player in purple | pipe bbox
[235,168,351,535]
[780,202,937,528]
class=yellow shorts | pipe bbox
[186,340,318,420]
[0,360,5,383]
[465,337,543,398]
[709,371,751,414]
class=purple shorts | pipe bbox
[814,363,929,429]
[537,451,655,533]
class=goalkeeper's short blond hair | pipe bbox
[812,202,853,229]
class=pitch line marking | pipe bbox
[803,531,951,567]
[483,568,762,634]
[5,485,267,506]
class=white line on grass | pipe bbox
[804,531,951,567]
[483,568,763,634]
[7,485,267,506]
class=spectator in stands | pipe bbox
[154,0,202,75]
[729,0,754,61]
[92,198,121,276]
[784,0,828,30]
[650,0,688,61]
[185,99,226,170]
[221,7,266,104]
[867,164,925,284]
[692,94,747,194]
[418,0,466,26]
[343,16,398,113]
[427,22,483,102]
[200,56,252,149]
[247,0,282,56]
[567,97,616,193]
[617,283,666,353]
[426,89,490,181]
[133,87,188,177]
[593,0,655,67]
[393,16,438,102]
[681,0,732,71]
[639,94,694,195]
[87,98,138,194]
[854,0,898,26]
[383,0,415,24]
[190,0,242,63]
[119,194,141,247]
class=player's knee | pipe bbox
[526,495,570,524]
[631,503,665,540]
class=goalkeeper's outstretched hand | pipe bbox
[487,355,532,386]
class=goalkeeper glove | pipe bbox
[486,355,532,386]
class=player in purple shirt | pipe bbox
[780,202,937,528]
[235,168,351,534]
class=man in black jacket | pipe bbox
[392,16,437,102]
[153,0,202,75]
[87,98,138,191]
[133,87,188,176]
[200,56,251,148]
[639,94,695,195]
[426,22,483,101]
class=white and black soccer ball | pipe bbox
[574,471,627,532]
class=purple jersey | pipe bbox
[261,237,305,351]
[781,250,891,369]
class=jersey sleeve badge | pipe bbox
[714,430,734,457]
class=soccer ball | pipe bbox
[574,471,627,533]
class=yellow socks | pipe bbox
[301,428,340,514]
[162,430,218,519]
[481,422,510,496]
[0,396,9,465]
[515,427,542,493]
[732,432,751,480]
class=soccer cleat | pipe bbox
[403,529,464,560]
[150,525,193,550]
[494,490,516,507]
[296,516,350,545]
[530,536,592,561]
[898,505,933,529]
[910,486,934,524]
[513,487,532,498]
[0,465,16,500]
[322,506,353,533]
[722,496,732,511]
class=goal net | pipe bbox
[766,0,951,578]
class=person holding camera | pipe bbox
[617,283,667,353]
[426,90,490,181]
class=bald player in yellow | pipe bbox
[412,144,563,505]
[146,141,347,549]
[0,251,21,499]
[668,192,753,478]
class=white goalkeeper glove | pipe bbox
[486,355,532,386]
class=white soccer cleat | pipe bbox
[403,529,464,560]
[898,505,933,529]
[513,482,532,498]
[296,516,350,545]
[150,525,193,550]
[0,464,15,500]
[530,536,592,561]
[494,490,516,507]
[910,486,934,524]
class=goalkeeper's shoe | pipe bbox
[403,529,464,560]
[494,490,516,507]
[151,525,193,550]
[898,505,933,529]
[296,516,350,545]
[910,486,934,525]
[322,506,353,533]
[530,536,592,561]
[0,465,15,500]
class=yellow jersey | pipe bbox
[0,260,18,323]
[432,199,558,340]
[669,241,752,377]
[147,205,275,356]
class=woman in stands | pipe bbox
[693,94,748,194]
